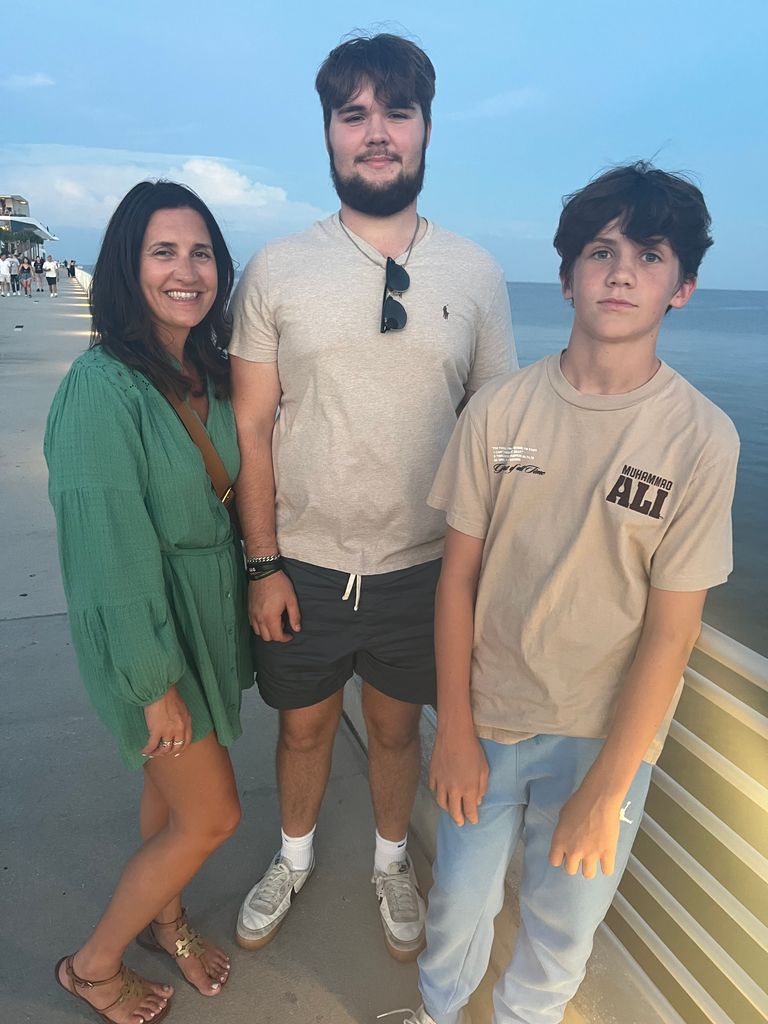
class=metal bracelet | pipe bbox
[246,553,281,565]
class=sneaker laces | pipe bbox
[249,859,292,910]
[377,1011,420,1024]
[376,865,419,922]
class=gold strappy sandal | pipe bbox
[137,909,229,992]
[54,954,171,1023]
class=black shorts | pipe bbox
[253,557,440,710]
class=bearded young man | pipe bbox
[229,32,516,960]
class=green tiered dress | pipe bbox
[44,346,254,768]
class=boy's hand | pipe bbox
[429,729,489,826]
[548,782,623,879]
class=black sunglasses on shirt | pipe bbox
[380,257,410,333]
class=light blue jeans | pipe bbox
[418,735,652,1024]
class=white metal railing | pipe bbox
[74,267,92,292]
[608,624,768,1023]
[695,623,768,692]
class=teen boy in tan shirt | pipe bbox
[398,163,739,1024]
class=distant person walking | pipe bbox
[33,254,46,291]
[43,256,58,296]
[8,253,20,294]
[68,259,77,278]
[19,256,32,296]
[0,254,11,296]
[47,181,253,1023]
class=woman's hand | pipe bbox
[142,684,192,758]
[429,727,489,826]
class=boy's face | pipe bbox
[562,221,696,344]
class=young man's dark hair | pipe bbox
[315,32,436,131]
[554,161,713,287]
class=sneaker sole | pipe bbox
[235,914,287,951]
[381,925,426,963]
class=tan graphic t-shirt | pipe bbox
[428,354,739,763]
[229,215,516,574]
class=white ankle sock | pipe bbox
[280,825,315,871]
[374,829,408,874]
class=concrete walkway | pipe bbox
[0,276,427,1023]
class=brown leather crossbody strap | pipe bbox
[163,390,234,507]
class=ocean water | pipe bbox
[507,283,768,656]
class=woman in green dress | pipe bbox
[46,181,254,1023]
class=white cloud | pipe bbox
[179,158,287,210]
[1,72,55,90]
[0,144,326,237]
[446,87,544,121]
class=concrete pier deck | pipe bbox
[0,276,427,1023]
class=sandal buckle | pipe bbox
[175,921,205,959]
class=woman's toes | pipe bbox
[201,950,229,983]
[140,993,168,1017]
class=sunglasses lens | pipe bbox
[381,296,407,332]
[385,256,410,293]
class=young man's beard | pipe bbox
[330,145,427,217]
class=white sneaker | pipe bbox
[236,851,315,949]
[373,855,426,961]
[377,1006,437,1024]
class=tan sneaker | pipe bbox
[372,855,426,962]
[236,851,315,949]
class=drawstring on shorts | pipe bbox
[342,572,362,612]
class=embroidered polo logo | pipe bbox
[606,464,673,519]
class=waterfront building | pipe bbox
[0,194,58,255]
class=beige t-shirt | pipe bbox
[428,354,739,763]
[229,215,516,574]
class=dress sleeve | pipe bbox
[44,360,186,706]
[465,268,517,397]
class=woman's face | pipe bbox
[139,207,218,349]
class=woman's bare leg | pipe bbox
[138,768,233,992]
[58,734,240,1020]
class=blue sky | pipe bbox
[2,0,766,289]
